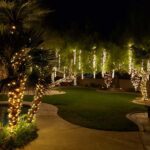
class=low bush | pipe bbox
[0,116,38,150]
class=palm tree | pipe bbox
[0,0,49,130]
[0,0,48,91]
[26,48,56,123]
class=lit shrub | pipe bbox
[0,115,38,150]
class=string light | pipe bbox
[27,76,74,123]
[58,54,61,70]
[131,69,141,91]
[78,50,81,70]
[63,66,66,78]
[128,43,133,74]
[103,72,113,88]
[102,49,107,77]
[8,74,27,129]
[73,49,76,65]
[140,71,149,100]
[81,70,84,80]
[27,80,45,123]
[93,51,97,79]
[7,48,31,130]
[147,60,150,74]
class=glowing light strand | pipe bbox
[103,72,113,88]
[8,74,27,129]
[128,45,133,74]
[131,70,141,91]
[140,71,149,100]
[93,51,97,79]
[102,49,107,77]
[27,80,45,123]
[78,50,81,70]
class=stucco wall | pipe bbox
[78,78,138,91]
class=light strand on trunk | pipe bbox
[8,74,27,130]
[27,82,45,123]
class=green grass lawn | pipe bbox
[0,87,147,131]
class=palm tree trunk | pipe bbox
[27,80,45,123]
[8,74,27,130]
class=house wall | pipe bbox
[78,78,140,91]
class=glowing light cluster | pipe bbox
[73,49,76,65]
[93,51,97,79]
[147,60,150,73]
[103,72,113,88]
[128,45,133,74]
[140,71,149,100]
[8,74,27,129]
[131,70,141,91]
[78,50,81,70]
[58,54,61,70]
[11,48,31,70]
[10,25,16,34]
[102,49,107,77]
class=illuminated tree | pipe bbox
[0,0,49,130]
[27,48,56,123]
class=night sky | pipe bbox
[40,0,150,39]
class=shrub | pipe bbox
[0,116,38,150]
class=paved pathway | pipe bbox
[127,98,150,150]
[19,103,144,150]
[127,113,150,150]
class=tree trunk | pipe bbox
[27,81,45,123]
[8,74,27,129]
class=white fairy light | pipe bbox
[140,71,149,100]
[78,50,81,70]
[112,69,115,78]
[131,70,141,91]
[147,60,150,73]
[104,72,113,88]
[93,51,96,79]
[141,59,144,71]
[73,49,76,65]
[128,44,133,74]
[58,54,61,70]
[102,49,107,77]
[81,70,84,80]
[63,66,66,78]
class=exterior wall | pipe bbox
[78,78,139,91]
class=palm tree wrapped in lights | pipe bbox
[7,48,31,129]
[0,0,49,131]
[27,78,45,123]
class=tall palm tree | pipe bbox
[0,0,49,91]
[0,0,49,130]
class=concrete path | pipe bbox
[127,113,150,150]
[19,103,144,150]
[127,98,150,150]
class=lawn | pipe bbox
[0,87,146,131]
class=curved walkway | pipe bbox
[14,102,143,150]
[127,98,150,150]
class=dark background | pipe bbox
[39,0,150,40]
